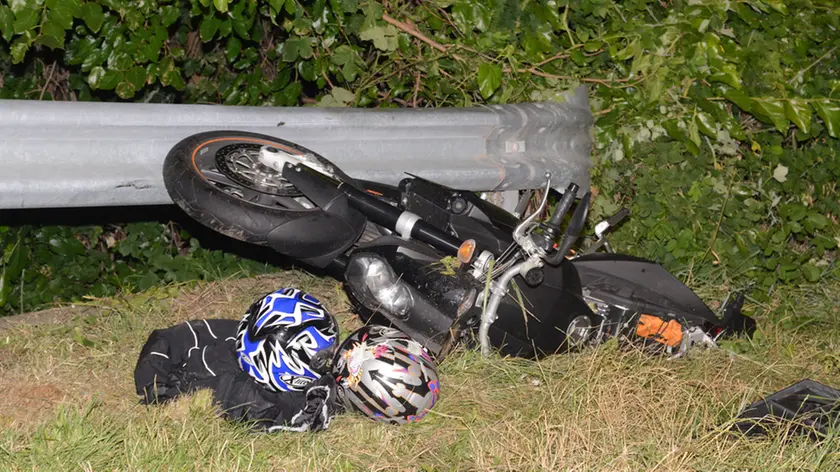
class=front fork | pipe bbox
[477,257,543,356]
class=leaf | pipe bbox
[79,2,104,33]
[807,212,828,231]
[269,0,284,13]
[779,203,807,222]
[772,165,788,183]
[115,81,136,99]
[687,116,701,148]
[99,70,121,90]
[696,112,716,138]
[276,82,302,106]
[570,49,587,67]
[319,87,355,107]
[812,99,840,138]
[200,15,221,41]
[764,0,788,15]
[753,99,789,133]
[296,37,313,59]
[477,62,502,99]
[13,7,38,34]
[784,99,812,134]
[0,268,7,308]
[734,3,760,27]
[108,51,133,72]
[584,40,601,53]
[451,0,491,32]
[226,36,242,62]
[161,68,185,91]
[359,25,398,52]
[46,0,78,30]
[723,88,754,113]
[72,326,96,347]
[341,60,359,82]
[280,39,299,62]
[331,87,355,103]
[125,66,146,89]
[213,0,231,13]
[663,119,699,155]
[87,66,106,89]
[296,60,315,81]
[331,44,353,65]
[0,6,13,41]
[708,62,742,90]
[802,264,820,283]
[160,5,179,27]
[36,20,66,49]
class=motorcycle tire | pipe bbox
[162,130,366,263]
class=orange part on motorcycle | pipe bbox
[635,314,683,347]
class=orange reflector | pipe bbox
[458,239,476,264]
[635,314,683,347]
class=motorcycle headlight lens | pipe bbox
[348,255,414,318]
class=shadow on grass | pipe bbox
[0,204,341,280]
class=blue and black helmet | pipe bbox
[235,288,339,392]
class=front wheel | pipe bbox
[162,130,367,265]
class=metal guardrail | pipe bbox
[0,85,592,210]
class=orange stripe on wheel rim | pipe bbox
[190,137,303,183]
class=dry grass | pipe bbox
[1,270,839,471]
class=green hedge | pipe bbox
[1,0,839,314]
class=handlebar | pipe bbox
[546,192,591,265]
[607,207,630,227]
[545,183,579,231]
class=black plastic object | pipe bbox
[486,256,597,358]
[162,131,367,268]
[570,253,720,326]
[717,293,757,338]
[732,379,840,439]
[277,164,368,267]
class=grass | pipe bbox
[1,269,839,471]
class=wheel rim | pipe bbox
[189,138,315,210]
[214,143,303,197]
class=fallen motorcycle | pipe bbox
[162,130,756,361]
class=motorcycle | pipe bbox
[162,130,756,361]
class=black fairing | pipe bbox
[569,253,719,325]
[272,164,367,268]
[486,260,596,358]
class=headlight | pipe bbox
[346,254,415,319]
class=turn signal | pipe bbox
[457,239,476,264]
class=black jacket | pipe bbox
[134,319,342,432]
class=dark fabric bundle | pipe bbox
[134,319,342,432]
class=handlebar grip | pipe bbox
[546,183,579,230]
[547,192,590,265]
[607,207,630,227]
